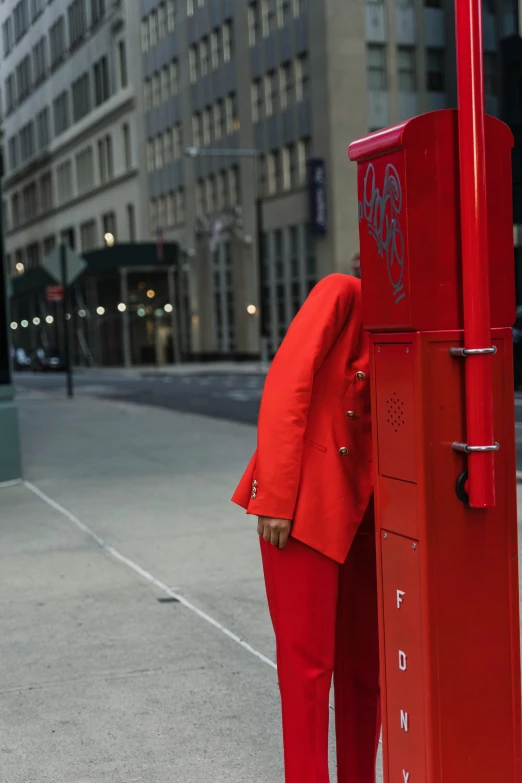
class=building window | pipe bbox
[167,0,176,31]
[225,93,238,134]
[152,72,161,106]
[367,44,387,91]
[426,47,445,92]
[72,72,91,122]
[53,91,70,136]
[189,46,198,83]
[167,192,176,226]
[251,80,261,122]
[13,0,30,43]
[94,56,110,105]
[203,108,211,145]
[40,172,53,213]
[282,146,291,191]
[248,3,258,46]
[80,220,97,253]
[424,0,443,7]
[158,2,167,38]
[222,21,233,62]
[12,193,20,227]
[149,10,158,46]
[102,212,116,241]
[279,61,294,109]
[170,59,179,94]
[176,189,185,223]
[205,178,213,214]
[149,200,158,233]
[161,66,170,102]
[57,160,73,204]
[172,124,182,159]
[123,124,132,169]
[141,18,149,52]
[214,101,223,140]
[196,179,204,215]
[119,41,128,88]
[16,56,32,102]
[9,137,19,171]
[26,242,41,270]
[164,129,173,163]
[146,140,155,172]
[19,122,34,164]
[187,0,194,16]
[92,0,105,26]
[49,16,66,68]
[5,74,16,115]
[261,0,269,37]
[210,30,220,69]
[2,18,14,57]
[397,46,416,92]
[36,107,50,149]
[98,135,113,183]
[155,135,164,169]
[216,171,226,210]
[158,195,167,230]
[32,37,47,86]
[289,143,298,188]
[192,114,201,147]
[297,138,309,185]
[76,146,94,193]
[264,71,277,117]
[127,205,136,242]
[68,0,87,50]
[200,38,209,77]
[295,55,309,102]
[282,0,293,25]
[267,151,277,195]
[293,0,303,16]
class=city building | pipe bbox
[0,0,182,366]
[138,0,519,361]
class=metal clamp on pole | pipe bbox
[452,442,500,453]
[449,346,497,357]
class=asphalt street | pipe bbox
[14,369,522,470]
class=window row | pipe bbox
[7,125,132,231]
[261,139,310,196]
[144,59,179,110]
[141,0,176,52]
[366,44,498,95]
[251,55,308,122]
[191,93,239,147]
[188,20,233,83]
[146,125,183,172]
[6,56,115,173]
[3,1,107,60]
[195,168,240,216]
[149,190,186,233]
[248,0,304,47]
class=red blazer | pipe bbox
[232,274,373,564]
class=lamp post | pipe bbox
[184,146,266,360]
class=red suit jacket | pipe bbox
[232,274,373,564]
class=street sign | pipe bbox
[42,245,87,286]
[46,285,64,302]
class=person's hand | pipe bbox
[257,517,292,550]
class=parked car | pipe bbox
[11,347,33,371]
[513,306,522,389]
[31,347,66,372]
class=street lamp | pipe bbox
[184,145,267,360]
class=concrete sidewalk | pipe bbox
[74,361,270,378]
[1,389,379,782]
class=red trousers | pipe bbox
[260,506,380,783]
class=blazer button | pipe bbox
[339,447,349,456]
[356,371,366,380]
[346,411,356,418]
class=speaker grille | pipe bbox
[386,392,405,433]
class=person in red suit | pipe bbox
[232,273,379,783]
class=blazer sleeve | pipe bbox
[246,274,355,520]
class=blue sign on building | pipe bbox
[308,158,327,236]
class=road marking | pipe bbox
[0,479,22,488]
[22,480,277,671]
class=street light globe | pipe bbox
[246,304,257,315]
[10,322,17,330]
[164,303,173,313]
[65,313,71,320]
[33,317,40,326]
[97,306,105,316]
[146,289,155,299]
[104,232,115,247]
[137,307,146,317]
[21,320,29,328]
[78,309,86,318]
[117,302,127,312]
[16,262,24,273]
[46,315,54,324]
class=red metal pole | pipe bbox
[455,0,496,507]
